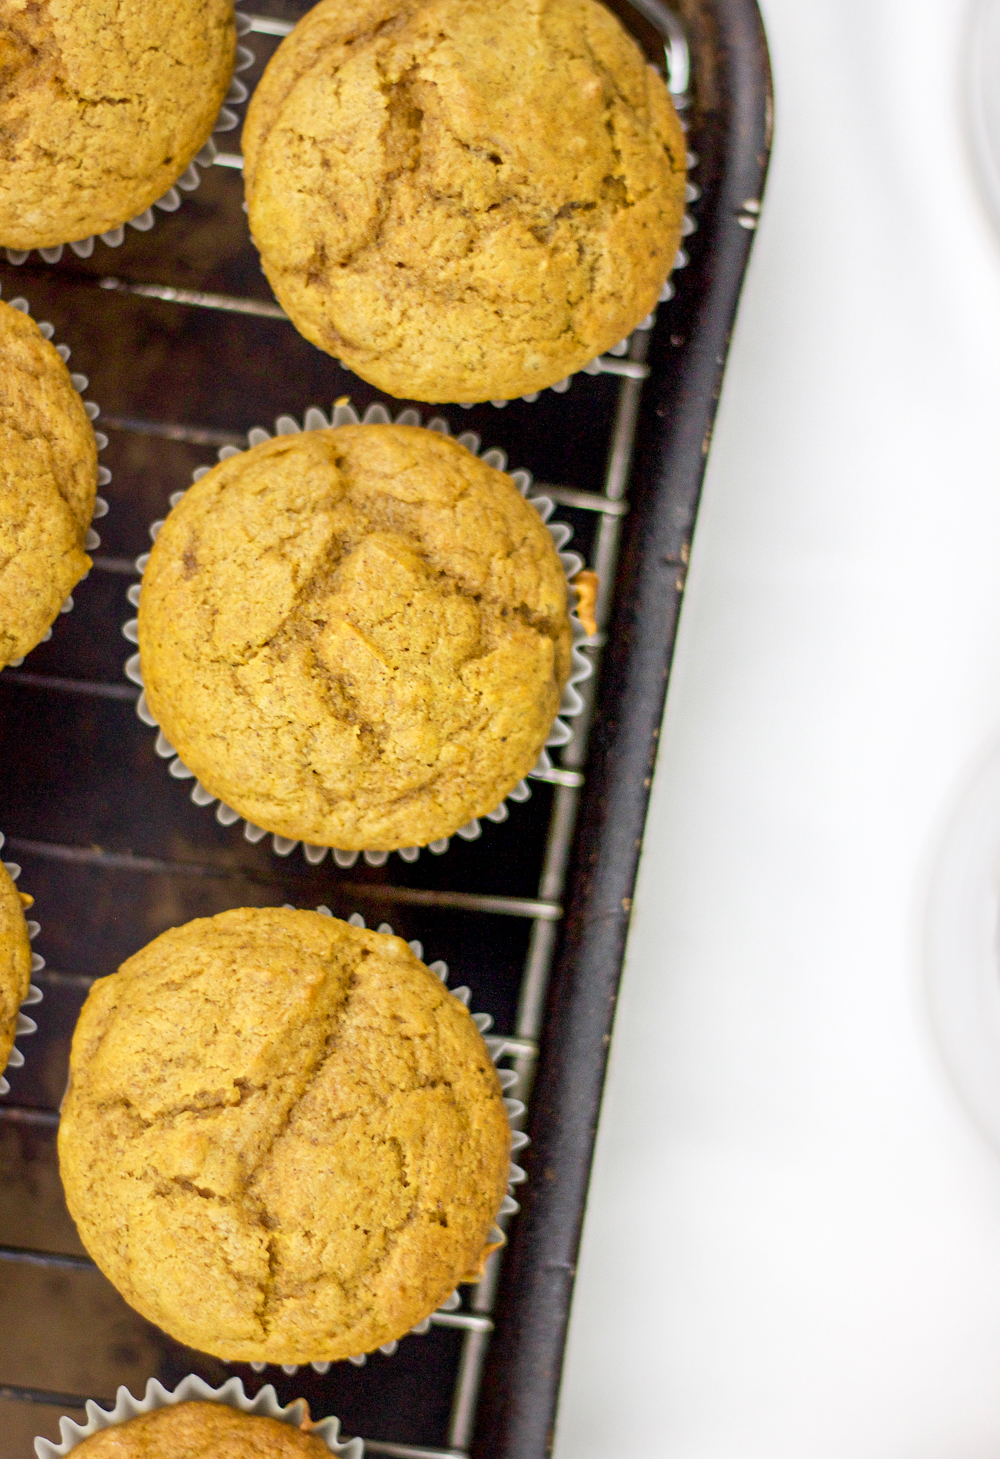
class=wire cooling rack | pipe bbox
[0,3,771,1456]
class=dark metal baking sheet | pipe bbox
[0,1,771,1454]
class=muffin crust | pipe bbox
[59,908,512,1363]
[0,0,236,249]
[243,0,686,402]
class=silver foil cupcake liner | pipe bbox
[0,285,110,668]
[5,16,256,268]
[233,905,526,1374]
[123,399,592,867]
[33,1373,361,1459]
[0,830,45,1097]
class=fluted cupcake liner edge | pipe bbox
[0,830,44,1097]
[33,1373,361,1459]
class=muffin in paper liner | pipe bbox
[241,0,693,407]
[4,16,255,269]
[60,906,523,1372]
[122,399,591,868]
[0,830,45,1097]
[216,906,528,1376]
[0,283,111,667]
[33,1373,361,1459]
[262,30,698,413]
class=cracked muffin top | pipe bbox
[0,0,236,250]
[137,423,572,851]
[58,907,512,1363]
[0,859,31,1076]
[0,300,97,669]
[70,1401,336,1458]
[242,0,687,402]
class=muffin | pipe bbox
[0,300,98,669]
[0,859,31,1075]
[137,423,572,850]
[242,0,687,402]
[65,1401,333,1458]
[0,0,236,250]
[58,908,512,1363]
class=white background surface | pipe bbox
[553,0,1000,1452]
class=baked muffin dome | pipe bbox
[0,0,236,250]
[138,423,572,850]
[68,1401,335,1457]
[0,860,31,1076]
[0,300,98,669]
[59,908,512,1364]
[242,0,687,402]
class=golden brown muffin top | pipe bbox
[137,424,572,850]
[0,0,236,249]
[70,1401,333,1457]
[243,0,686,402]
[0,300,97,668]
[59,908,511,1363]
[0,859,30,1074]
